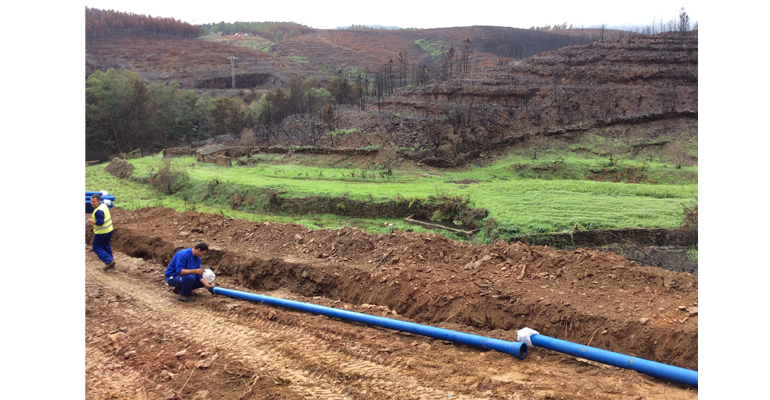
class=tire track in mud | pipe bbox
[86,251,491,400]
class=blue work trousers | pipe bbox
[166,274,204,296]
[92,231,114,265]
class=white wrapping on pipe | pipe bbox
[516,327,540,346]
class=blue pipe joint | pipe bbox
[530,334,697,387]
[212,287,527,359]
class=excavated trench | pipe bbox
[87,207,698,371]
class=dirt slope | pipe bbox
[86,207,698,399]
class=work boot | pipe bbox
[172,286,181,295]
[177,294,192,302]
[103,261,116,271]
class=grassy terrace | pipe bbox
[86,146,697,241]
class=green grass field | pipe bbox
[87,145,697,241]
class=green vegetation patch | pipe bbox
[415,39,447,63]
[117,154,695,238]
[93,120,698,243]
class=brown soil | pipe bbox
[86,207,698,399]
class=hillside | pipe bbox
[318,31,697,164]
[86,37,334,98]
[86,27,694,161]
[86,25,608,95]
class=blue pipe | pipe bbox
[212,287,527,359]
[529,334,697,387]
[86,191,110,196]
[86,196,116,200]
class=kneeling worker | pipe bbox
[164,242,217,302]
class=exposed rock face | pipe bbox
[211,155,233,166]
[163,147,197,158]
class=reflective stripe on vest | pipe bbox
[93,203,114,234]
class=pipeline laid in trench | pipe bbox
[211,286,527,359]
[211,286,697,387]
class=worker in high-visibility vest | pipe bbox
[87,194,115,271]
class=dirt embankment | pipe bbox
[87,207,698,374]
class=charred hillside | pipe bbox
[270,25,608,77]
[323,31,697,160]
[85,22,696,163]
[86,37,334,94]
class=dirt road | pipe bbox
[86,221,698,400]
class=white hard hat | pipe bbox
[202,269,215,284]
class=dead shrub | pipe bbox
[462,207,489,229]
[147,159,189,194]
[239,128,257,146]
[677,202,698,244]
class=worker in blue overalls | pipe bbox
[87,194,115,271]
[164,242,217,302]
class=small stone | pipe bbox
[175,349,187,357]
[108,332,126,342]
[639,317,650,325]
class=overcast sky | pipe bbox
[85,0,701,30]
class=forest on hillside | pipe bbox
[199,21,316,42]
[86,7,201,40]
[85,69,356,161]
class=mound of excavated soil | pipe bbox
[104,157,135,179]
[87,207,698,374]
